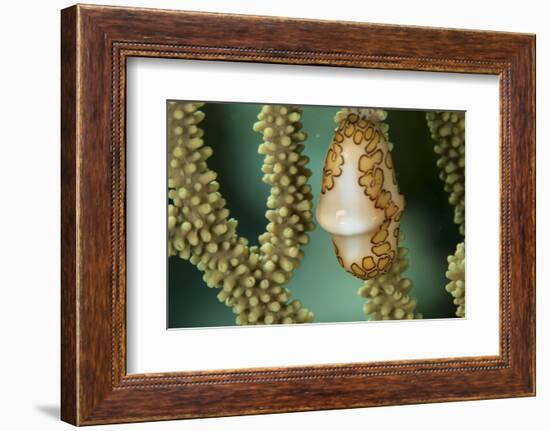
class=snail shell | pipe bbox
[316,113,405,280]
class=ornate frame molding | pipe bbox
[61,4,535,425]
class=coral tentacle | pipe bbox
[426,111,466,236]
[358,243,422,320]
[446,241,465,317]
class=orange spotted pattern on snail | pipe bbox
[316,113,405,280]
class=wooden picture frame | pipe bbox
[61,4,535,425]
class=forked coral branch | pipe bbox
[427,111,466,317]
[168,102,314,325]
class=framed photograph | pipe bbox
[61,4,536,425]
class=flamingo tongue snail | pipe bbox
[316,112,405,280]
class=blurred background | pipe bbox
[168,102,462,328]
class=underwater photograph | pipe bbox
[167,101,465,328]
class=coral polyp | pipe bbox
[168,102,314,325]
[426,111,466,317]
[426,111,466,236]
[445,242,465,318]
[358,244,422,320]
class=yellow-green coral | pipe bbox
[358,244,422,320]
[253,106,316,281]
[426,111,466,316]
[426,111,466,236]
[168,101,314,325]
[445,242,465,317]
[334,108,421,320]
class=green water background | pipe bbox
[168,103,462,328]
